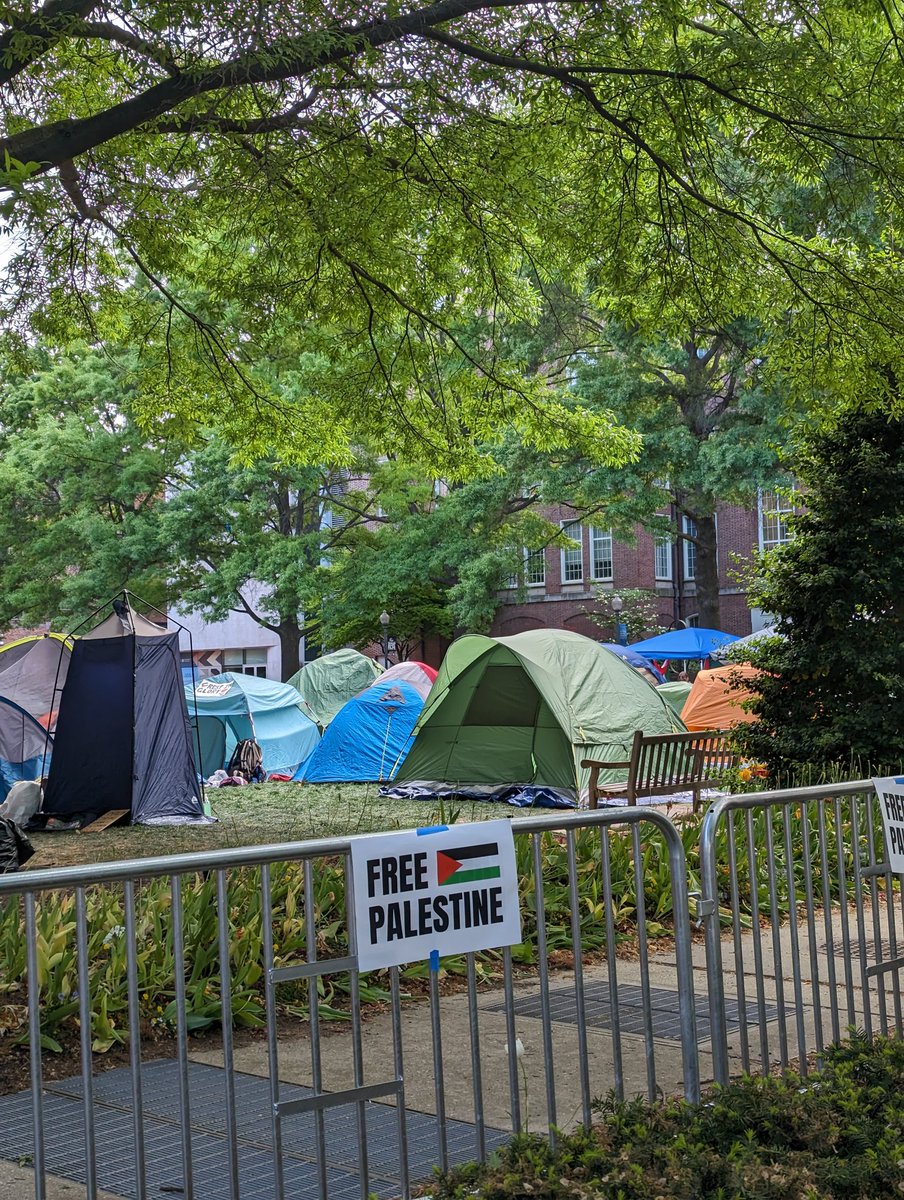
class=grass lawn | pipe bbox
[26,781,555,869]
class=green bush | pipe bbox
[432,1034,904,1199]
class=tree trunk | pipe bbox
[277,621,303,681]
[693,513,722,629]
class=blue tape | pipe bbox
[417,825,448,836]
[429,949,440,972]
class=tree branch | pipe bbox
[0,0,99,86]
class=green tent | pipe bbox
[396,629,686,796]
[287,648,382,727]
[658,681,693,722]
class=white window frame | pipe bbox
[589,526,614,582]
[758,486,796,551]
[560,520,584,583]
[654,535,673,581]
[682,515,697,581]
[524,547,546,587]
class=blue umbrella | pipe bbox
[599,643,665,682]
[628,627,740,661]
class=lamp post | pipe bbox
[379,610,390,668]
[611,594,628,647]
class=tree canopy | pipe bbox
[3,2,904,463]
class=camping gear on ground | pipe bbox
[188,672,320,778]
[0,816,33,871]
[295,678,424,783]
[287,648,382,727]
[680,664,762,731]
[376,660,438,700]
[394,629,685,801]
[226,738,265,782]
[0,778,42,825]
[0,633,71,799]
[657,680,693,721]
[629,627,740,662]
[599,642,665,684]
[379,780,575,808]
[42,600,206,825]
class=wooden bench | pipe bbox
[581,729,735,813]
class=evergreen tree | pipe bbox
[739,405,904,773]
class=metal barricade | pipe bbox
[0,807,698,1200]
[699,780,904,1086]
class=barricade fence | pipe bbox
[0,809,698,1200]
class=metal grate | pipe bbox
[484,983,786,1043]
[0,1060,507,1199]
[822,938,894,961]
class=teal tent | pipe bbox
[396,629,685,796]
[187,673,319,778]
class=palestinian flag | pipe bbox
[436,842,501,886]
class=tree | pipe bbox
[737,404,904,774]
[3,3,904,459]
[573,322,791,627]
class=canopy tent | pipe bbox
[658,680,693,722]
[629,627,740,662]
[287,648,382,727]
[599,642,665,684]
[0,633,71,798]
[43,604,205,824]
[296,678,423,783]
[680,664,762,732]
[395,629,685,797]
[712,625,782,662]
[377,660,437,701]
[188,672,320,778]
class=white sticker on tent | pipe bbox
[195,680,231,697]
[873,777,904,874]
[349,819,522,971]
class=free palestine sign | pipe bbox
[873,777,904,874]
[349,819,522,971]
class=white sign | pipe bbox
[873,777,904,873]
[195,679,232,697]
[349,820,522,971]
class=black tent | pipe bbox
[43,601,206,823]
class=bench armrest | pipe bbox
[581,758,631,770]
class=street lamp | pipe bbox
[611,594,628,647]
[379,610,390,668]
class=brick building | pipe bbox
[490,490,793,642]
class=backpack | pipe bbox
[227,739,265,782]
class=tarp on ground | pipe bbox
[377,660,437,701]
[629,627,740,662]
[395,629,686,795]
[188,672,320,778]
[0,634,71,798]
[680,664,762,731]
[296,678,424,783]
[43,607,204,824]
[287,648,382,727]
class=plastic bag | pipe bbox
[0,817,34,873]
[0,779,42,825]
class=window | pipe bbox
[525,548,546,586]
[560,521,583,583]
[682,516,697,580]
[759,487,796,550]
[223,647,268,677]
[589,526,613,582]
[654,536,673,581]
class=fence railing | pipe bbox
[0,807,698,1200]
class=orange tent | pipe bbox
[680,664,761,732]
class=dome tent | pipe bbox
[287,648,382,727]
[377,660,437,700]
[188,672,320,778]
[680,664,762,732]
[295,678,423,783]
[42,598,205,824]
[0,633,71,798]
[395,629,685,798]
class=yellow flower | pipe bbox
[739,768,752,782]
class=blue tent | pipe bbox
[599,643,665,682]
[294,679,423,783]
[186,673,320,778]
[0,695,51,798]
[628,627,740,662]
